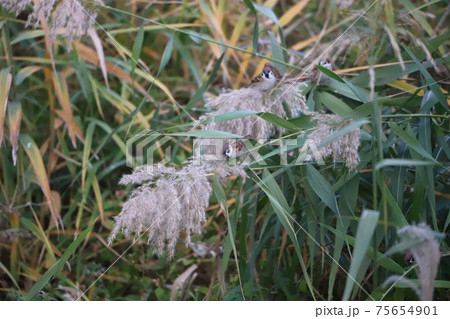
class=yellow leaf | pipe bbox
[8,101,22,166]
[0,68,12,145]
[20,134,63,230]
[279,0,309,27]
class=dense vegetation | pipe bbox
[0,0,449,301]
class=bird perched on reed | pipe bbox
[222,135,252,159]
[250,62,284,90]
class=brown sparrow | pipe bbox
[310,60,332,85]
[222,135,252,159]
[250,62,284,90]
[404,251,415,265]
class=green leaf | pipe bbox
[318,119,370,149]
[202,110,299,132]
[375,159,436,170]
[401,44,448,109]
[212,175,245,300]
[257,112,299,132]
[167,130,241,138]
[328,79,370,103]
[253,169,316,300]
[185,52,225,110]
[156,33,174,77]
[268,32,285,72]
[398,0,433,36]
[306,165,340,215]
[342,209,380,301]
[0,261,20,291]
[25,218,97,300]
[316,91,353,117]
[243,0,259,53]
[389,123,437,163]
[316,64,344,83]
[213,110,259,122]
[131,22,145,76]
[254,3,281,27]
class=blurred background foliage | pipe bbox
[0,0,449,300]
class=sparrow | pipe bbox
[404,251,415,265]
[310,60,332,85]
[250,62,284,90]
[222,135,252,159]
[180,239,223,258]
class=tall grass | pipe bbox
[0,0,448,301]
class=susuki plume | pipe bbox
[302,113,361,170]
[384,223,441,300]
[108,162,246,257]
[0,0,103,47]
[196,83,307,142]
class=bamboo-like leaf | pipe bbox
[52,73,81,148]
[316,91,353,117]
[254,169,316,299]
[7,101,22,166]
[375,159,436,170]
[185,52,225,110]
[243,0,259,53]
[212,175,244,300]
[131,23,145,76]
[19,134,62,229]
[278,0,309,27]
[24,218,97,300]
[342,209,380,301]
[389,123,437,162]
[15,65,42,86]
[306,165,340,214]
[0,261,20,291]
[0,67,12,145]
[401,44,448,109]
[156,33,174,77]
[88,29,109,89]
[168,130,241,138]
[74,41,158,104]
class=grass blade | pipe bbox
[342,209,379,301]
[24,218,97,300]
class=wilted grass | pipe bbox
[0,0,449,301]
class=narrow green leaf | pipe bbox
[131,23,145,76]
[243,0,259,53]
[185,52,225,110]
[342,209,379,301]
[254,3,281,27]
[328,79,371,103]
[268,32,285,72]
[316,91,353,117]
[398,0,434,36]
[306,165,340,215]
[213,110,259,122]
[156,33,174,77]
[212,175,245,300]
[167,130,241,138]
[253,169,316,299]
[257,112,299,131]
[375,159,436,170]
[0,261,20,291]
[389,123,437,162]
[25,218,97,300]
[401,44,448,109]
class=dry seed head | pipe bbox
[302,113,361,170]
[109,162,246,257]
[197,83,307,143]
[0,0,104,48]
[397,223,441,301]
